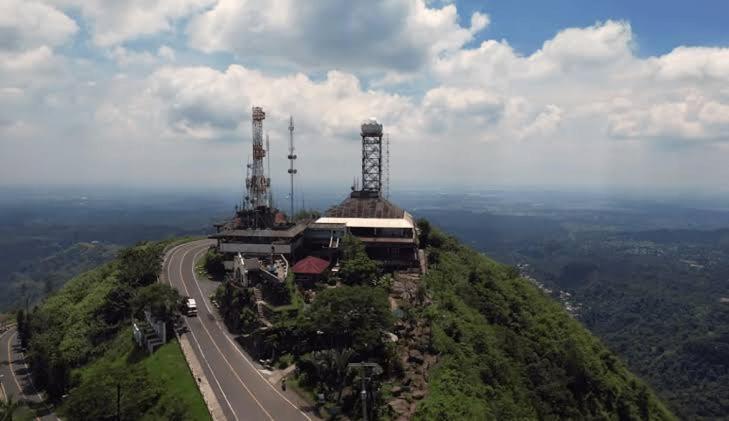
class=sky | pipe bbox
[2,0,729,194]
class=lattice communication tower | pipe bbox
[360,119,383,195]
[246,106,270,209]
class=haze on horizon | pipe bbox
[2,0,729,194]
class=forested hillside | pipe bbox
[16,240,208,420]
[414,222,675,420]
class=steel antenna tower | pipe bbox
[385,133,390,199]
[266,132,273,207]
[360,119,383,196]
[246,106,269,209]
[287,116,297,219]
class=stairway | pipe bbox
[252,287,273,328]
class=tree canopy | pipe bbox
[338,235,379,286]
[300,285,392,355]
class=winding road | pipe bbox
[163,240,314,421]
[0,326,57,420]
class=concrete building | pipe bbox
[307,194,419,269]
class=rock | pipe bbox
[391,386,403,396]
[424,354,437,370]
[408,349,425,365]
[388,399,410,415]
[410,373,426,389]
[412,390,426,400]
[410,401,419,414]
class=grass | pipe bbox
[11,404,37,421]
[142,340,211,421]
[67,331,210,421]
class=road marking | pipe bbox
[164,242,240,421]
[177,245,275,421]
[6,331,45,421]
[187,247,313,421]
[7,332,23,396]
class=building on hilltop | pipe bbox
[211,112,419,273]
[306,194,418,269]
[291,255,330,288]
[305,119,418,270]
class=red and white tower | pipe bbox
[246,106,270,209]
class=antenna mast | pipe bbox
[287,116,297,219]
[385,133,390,199]
[266,132,272,207]
[246,106,269,209]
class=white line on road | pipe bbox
[165,243,239,421]
[187,248,312,421]
[178,245,275,421]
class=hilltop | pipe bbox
[12,226,675,420]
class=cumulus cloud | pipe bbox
[3,1,729,190]
[187,0,488,72]
[49,0,214,46]
[0,0,77,51]
[148,65,416,141]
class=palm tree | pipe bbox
[311,348,354,404]
[0,395,21,421]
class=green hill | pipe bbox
[414,221,674,420]
[16,240,209,421]
[15,227,674,420]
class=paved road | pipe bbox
[164,240,314,421]
[0,327,58,420]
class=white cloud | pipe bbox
[187,0,487,72]
[653,47,729,81]
[0,0,77,51]
[3,2,729,190]
[49,0,215,46]
[147,64,416,141]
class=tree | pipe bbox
[132,283,181,323]
[64,363,159,420]
[338,236,379,286]
[0,395,20,421]
[416,218,432,248]
[203,249,225,278]
[118,243,163,287]
[16,309,30,349]
[301,286,392,355]
[294,209,321,222]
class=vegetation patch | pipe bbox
[413,220,675,420]
[17,239,209,420]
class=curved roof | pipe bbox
[292,256,330,275]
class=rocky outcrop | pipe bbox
[386,272,437,420]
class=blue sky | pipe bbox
[2,0,729,193]
[461,0,729,56]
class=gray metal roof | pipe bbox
[210,223,307,239]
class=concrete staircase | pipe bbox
[252,287,273,328]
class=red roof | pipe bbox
[292,256,329,275]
